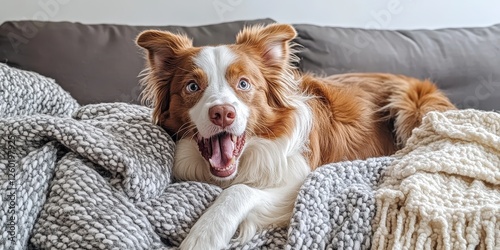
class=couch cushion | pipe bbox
[0,19,275,105]
[293,24,500,111]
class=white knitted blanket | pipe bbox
[372,110,500,250]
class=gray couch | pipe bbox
[1,18,499,110]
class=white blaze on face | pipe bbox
[189,46,250,138]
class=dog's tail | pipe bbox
[385,77,456,146]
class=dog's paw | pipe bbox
[235,218,259,243]
[179,235,209,250]
[180,228,229,250]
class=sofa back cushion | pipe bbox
[2,20,499,111]
[0,19,275,105]
[293,24,500,111]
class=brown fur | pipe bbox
[302,73,456,170]
[136,24,457,248]
[230,24,299,140]
[136,24,456,170]
[137,30,203,140]
[226,55,297,140]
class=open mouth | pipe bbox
[197,132,246,178]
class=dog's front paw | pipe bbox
[235,218,258,243]
[180,227,229,250]
[179,184,260,249]
[179,235,208,250]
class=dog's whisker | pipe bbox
[188,131,199,141]
[174,122,196,139]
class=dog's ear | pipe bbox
[236,24,297,67]
[136,30,193,68]
[236,24,298,110]
[136,30,192,127]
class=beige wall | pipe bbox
[1,0,500,29]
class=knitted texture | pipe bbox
[1,64,393,249]
[0,63,79,117]
[287,157,391,250]
[372,110,500,250]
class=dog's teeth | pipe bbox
[232,135,236,142]
[223,161,235,171]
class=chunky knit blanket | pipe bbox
[0,63,390,249]
[372,110,500,250]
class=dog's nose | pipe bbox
[209,104,236,128]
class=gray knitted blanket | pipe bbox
[0,64,391,249]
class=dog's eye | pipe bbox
[186,81,200,93]
[237,79,251,90]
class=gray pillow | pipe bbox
[293,24,500,111]
[0,19,275,105]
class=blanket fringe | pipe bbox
[372,198,500,250]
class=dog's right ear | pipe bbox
[136,30,192,127]
[136,30,193,68]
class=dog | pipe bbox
[136,23,455,249]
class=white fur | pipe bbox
[189,46,250,138]
[175,46,313,250]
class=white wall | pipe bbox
[1,0,500,29]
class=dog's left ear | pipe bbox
[236,24,297,67]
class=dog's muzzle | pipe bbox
[197,132,246,178]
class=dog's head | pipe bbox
[136,24,299,181]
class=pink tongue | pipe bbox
[209,133,234,169]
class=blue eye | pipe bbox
[238,79,251,90]
[186,81,200,93]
